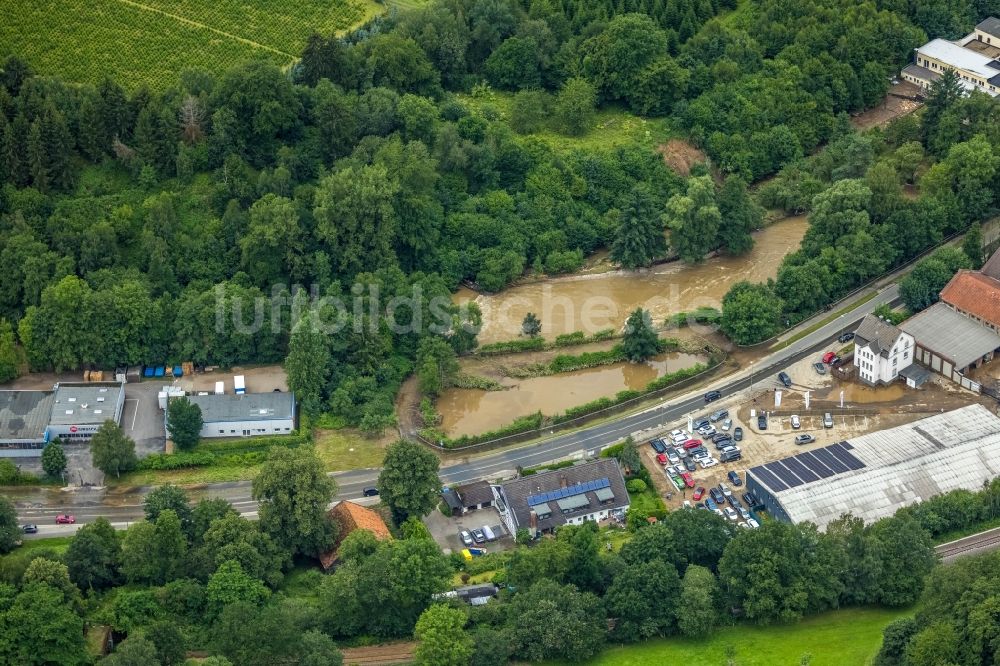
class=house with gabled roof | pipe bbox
[318,501,392,571]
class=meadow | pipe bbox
[0,0,383,90]
[569,607,911,666]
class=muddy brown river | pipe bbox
[456,215,809,345]
[437,351,705,437]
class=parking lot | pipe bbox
[422,506,514,555]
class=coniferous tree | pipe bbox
[76,92,105,161]
[611,184,667,269]
[26,119,48,192]
[622,308,660,362]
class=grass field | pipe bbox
[458,90,677,153]
[563,606,911,666]
[0,0,383,90]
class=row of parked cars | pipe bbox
[690,473,761,528]
[459,525,498,546]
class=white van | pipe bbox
[824,413,834,428]
[482,525,496,541]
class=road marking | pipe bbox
[125,399,139,431]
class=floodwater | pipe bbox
[437,351,705,437]
[457,216,809,344]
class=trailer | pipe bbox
[215,381,225,395]
[234,375,246,395]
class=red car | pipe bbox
[682,438,702,449]
[692,486,705,500]
[55,514,75,524]
[822,351,836,364]
[681,472,695,488]
[656,453,668,465]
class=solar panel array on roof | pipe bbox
[750,442,867,492]
[527,477,610,506]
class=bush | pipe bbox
[137,452,215,470]
[478,338,546,355]
[626,479,648,493]
[433,412,544,448]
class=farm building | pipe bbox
[746,404,1000,529]
[0,382,125,453]
[172,392,295,438]
[496,459,630,538]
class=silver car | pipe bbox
[722,418,732,431]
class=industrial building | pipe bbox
[496,459,630,537]
[169,392,296,439]
[746,405,1000,529]
[0,382,126,452]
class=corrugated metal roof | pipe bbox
[183,392,295,423]
[900,302,1000,369]
[756,405,1000,529]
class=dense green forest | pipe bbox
[1,0,999,422]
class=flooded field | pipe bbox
[458,216,809,344]
[437,351,705,437]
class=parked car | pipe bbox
[721,449,742,463]
[710,488,725,504]
[710,409,729,422]
[696,503,707,510]
[55,515,74,525]
[742,492,758,507]
[795,434,815,445]
[698,425,717,437]
[656,453,668,464]
[719,483,732,498]
[692,487,706,501]
[747,518,761,529]
[714,509,725,519]
[706,497,718,511]
[363,486,379,497]
[650,438,667,454]
[704,390,722,403]
[683,438,703,449]
[684,458,696,472]
[683,500,693,509]
[674,446,688,458]
[790,414,800,429]
[460,530,473,546]
[757,413,768,430]
[722,418,732,431]
[482,525,496,541]
[724,507,738,521]
[670,429,685,439]
[830,355,842,366]
[667,450,680,464]
[822,351,837,364]
[777,371,792,388]
[824,412,834,428]
[838,331,855,343]
[711,432,731,444]
[727,495,740,509]
[690,447,709,459]
[700,458,719,469]
[693,417,711,430]
[727,471,742,486]
[471,528,486,544]
[681,472,695,488]
[737,521,750,529]
[21,524,37,534]
[671,433,688,445]
[813,362,827,375]
[714,438,733,450]
[733,427,743,441]
[739,507,751,521]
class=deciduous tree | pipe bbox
[90,420,138,479]
[64,517,120,590]
[377,439,441,524]
[40,440,66,480]
[622,308,659,362]
[677,564,719,637]
[166,396,203,451]
[414,605,473,666]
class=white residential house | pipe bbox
[853,314,914,386]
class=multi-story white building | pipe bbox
[853,314,914,386]
[901,18,1000,97]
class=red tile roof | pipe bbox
[940,270,1000,327]
[318,501,391,570]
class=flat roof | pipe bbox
[900,303,1000,369]
[750,405,1000,529]
[918,38,999,78]
[0,391,55,441]
[49,383,124,425]
[183,392,295,423]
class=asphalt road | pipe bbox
[14,284,900,537]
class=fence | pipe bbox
[416,356,728,454]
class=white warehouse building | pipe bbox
[746,404,1000,530]
[168,392,296,439]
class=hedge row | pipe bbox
[422,411,544,448]
[197,432,309,453]
[477,338,546,355]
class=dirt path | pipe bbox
[112,0,296,58]
[340,642,416,666]
[395,375,422,440]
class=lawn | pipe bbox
[565,606,911,666]
[458,90,677,153]
[313,429,388,470]
[0,0,383,90]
